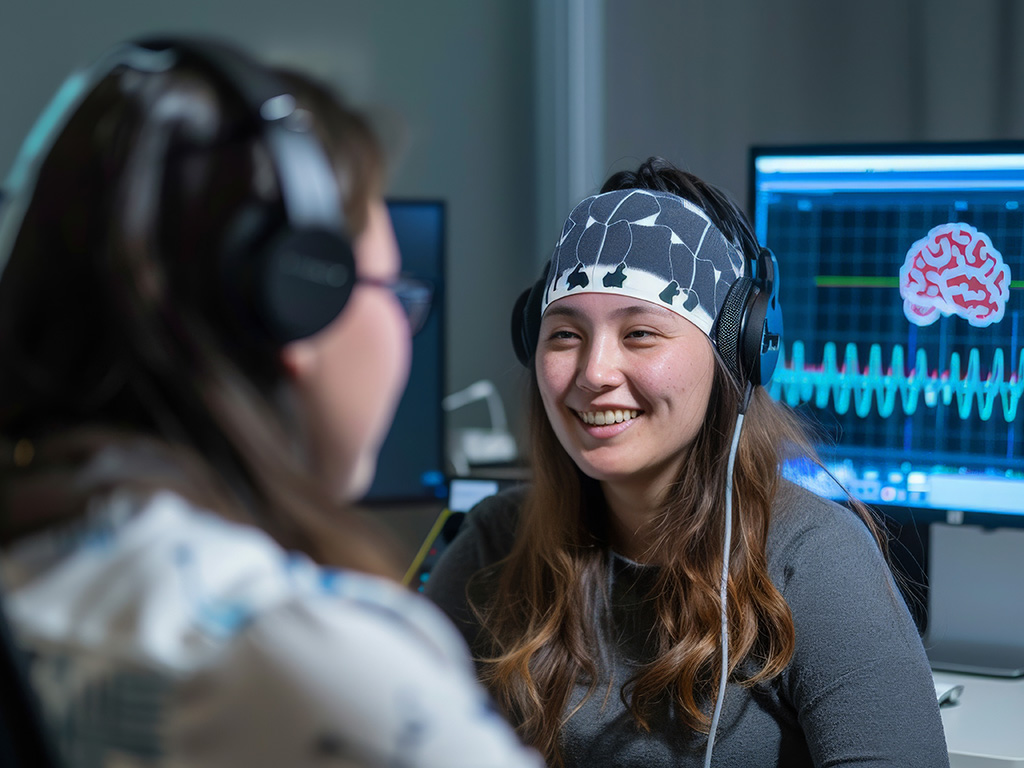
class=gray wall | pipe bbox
[602,0,1024,208]
[5,0,1024,461]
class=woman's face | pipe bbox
[286,199,411,500]
[536,292,715,494]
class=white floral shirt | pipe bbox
[1,491,541,768]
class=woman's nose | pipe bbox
[576,336,624,391]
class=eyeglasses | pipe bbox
[357,274,434,336]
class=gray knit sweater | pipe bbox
[425,480,949,767]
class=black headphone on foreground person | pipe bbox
[0,36,357,345]
[512,242,783,391]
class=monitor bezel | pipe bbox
[749,139,1024,214]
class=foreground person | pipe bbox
[0,37,540,768]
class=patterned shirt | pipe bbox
[1,490,542,768]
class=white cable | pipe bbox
[703,410,745,768]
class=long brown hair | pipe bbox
[472,159,886,764]
[0,44,398,577]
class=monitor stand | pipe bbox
[924,523,1024,678]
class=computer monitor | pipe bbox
[363,200,447,502]
[750,143,1024,675]
[750,143,1023,529]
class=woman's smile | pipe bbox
[575,408,640,426]
[573,407,642,438]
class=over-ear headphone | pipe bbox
[510,245,783,388]
[510,264,548,368]
[713,246,782,388]
[0,37,356,344]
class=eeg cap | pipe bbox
[540,188,746,338]
[512,187,783,389]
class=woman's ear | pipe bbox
[279,337,318,381]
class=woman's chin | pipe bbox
[335,454,377,502]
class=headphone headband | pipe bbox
[1,37,357,344]
[137,39,345,233]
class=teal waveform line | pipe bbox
[769,342,1024,422]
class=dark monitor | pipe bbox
[364,200,447,502]
[750,143,1023,529]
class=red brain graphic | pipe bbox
[899,223,1011,328]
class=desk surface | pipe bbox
[935,671,1024,767]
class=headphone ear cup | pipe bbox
[716,248,784,388]
[739,284,769,386]
[222,204,356,344]
[715,275,753,383]
[258,227,356,343]
[510,287,533,367]
[748,247,782,386]
[510,273,546,367]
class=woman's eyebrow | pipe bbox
[609,304,676,321]
[542,303,677,322]
[542,304,584,321]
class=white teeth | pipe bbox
[577,409,639,426]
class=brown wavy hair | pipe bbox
[0,42,399,577]
[471,159,885,764]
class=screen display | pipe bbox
[364,200,446,502]
[750,144,1023,528]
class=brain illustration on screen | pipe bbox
[899,222,1012,327]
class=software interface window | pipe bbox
[751,147,1023,526]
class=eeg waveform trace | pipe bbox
[771,342,1023,423]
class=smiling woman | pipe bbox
[425,158,950,768]
[537,293,714,510]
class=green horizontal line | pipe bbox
[816,276,1024,289]
[815,276,899,288]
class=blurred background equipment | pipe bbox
[442,379,518,476]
